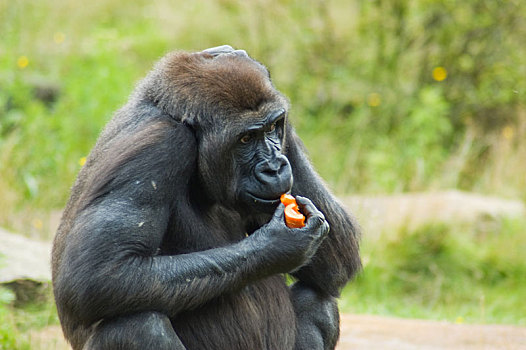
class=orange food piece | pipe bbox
[284,204,306,228]
[280,194,306,228]
[280,193,296,207]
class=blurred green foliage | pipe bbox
[0,287,29,350]
[1,0,525,216]
[0,285,59,350]
[341,217,526,324]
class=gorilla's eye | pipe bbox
[240,134,252,144]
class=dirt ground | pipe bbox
[31,314,526,350]
[337,314,526,350]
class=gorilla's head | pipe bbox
[145,50,293,216]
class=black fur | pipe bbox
[52,46,361,350]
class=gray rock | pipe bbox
[0,228,52,283]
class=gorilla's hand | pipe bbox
[251,196,329,275]
[202,45,249,58]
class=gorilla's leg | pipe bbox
[83,311,186,350]
[291,282,340,350]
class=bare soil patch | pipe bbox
[337,314,526,350]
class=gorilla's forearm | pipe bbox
[286,128,362,296]
[55,230,269,326]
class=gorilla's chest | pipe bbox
[171,275,296,350]
[161,206,250,254]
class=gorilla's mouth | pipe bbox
[246,192,281,205]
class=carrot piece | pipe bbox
[280,193,296,207]
[284,204,306,228]
[280,194,306,228]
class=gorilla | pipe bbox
[52,46,361,350]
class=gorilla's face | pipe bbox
[234,108,292,213]
[198,107,293,216]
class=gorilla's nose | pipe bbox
[255,156,291,185]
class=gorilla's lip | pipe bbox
[246,192,281,205]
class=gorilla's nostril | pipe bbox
[263,168,277,176]
[277,162,288,175]
[256,168,277,183]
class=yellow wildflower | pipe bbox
[17,56,29,69]
[54,32,65,44]
[367,93,381,107]
[502,126,514,140]
[32,218,43,230]
[432,66,447,82]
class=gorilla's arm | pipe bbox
[53,119,327,327]
[56,203,265,326]
[285,126,362,297]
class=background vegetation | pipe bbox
[1,0,525,346]
[342,217,526,325]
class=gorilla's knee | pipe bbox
[83,312,185,350]
[291,282,340,349]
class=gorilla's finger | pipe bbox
[272,203,286,220]
[295,196,325,222]
[202,45,235,56]
[232,49,249,58]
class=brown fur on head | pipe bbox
[143,51,286,127]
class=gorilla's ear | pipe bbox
[181,115,198,132]
[179,114,203,145]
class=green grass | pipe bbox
[0,288,23,350]
[0,287,59,350]
[341,217,526,325]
